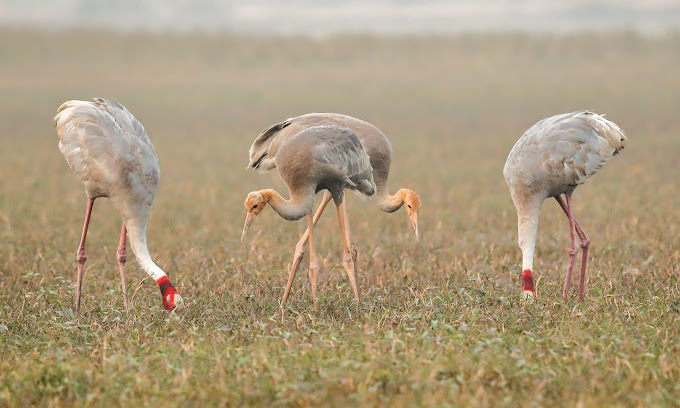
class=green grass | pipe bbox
[0,29,679,407]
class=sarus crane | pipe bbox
[241,124,376,309]
[504,110,627,301]
[247,113,420,308]
[54,98,183,311]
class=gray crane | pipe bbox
[241,124,376,309]
[504,111,627,301]
[247,113,420,308]
[54,98,183,311]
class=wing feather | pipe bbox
[247,118,293,170]
[54,98,159,200]
[92,98,153,147]
[307,126,375,195]
[505,111,626,197]
[538,111,625,185]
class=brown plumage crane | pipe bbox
[247,113,420,307]
[54,98,183,311]
[504,111,627,301]
[241,124,376,309]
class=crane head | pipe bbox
[403,189,421,242]
[241,191,267,242]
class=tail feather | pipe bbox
[248,118,293,169]
[356,179,376,196]
[587,111,627,154]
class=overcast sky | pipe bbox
[1,0,679,34]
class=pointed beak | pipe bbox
[241,212,256,242]
[409,211,419,242]
[246,161,253,170]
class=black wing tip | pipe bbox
[255,119,293,143]
[247,154,265,169]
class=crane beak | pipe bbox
[241,212,256,242]
[409,211,419,242]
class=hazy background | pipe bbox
[1,0,680,34]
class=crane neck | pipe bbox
[375,188,407,213]
[261,188,314,221]
[516,197,543,273]
[125,216,167,281]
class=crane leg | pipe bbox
[116,223,129,310]
[75,198,95,312]
[336,199,361,306]
[343,197,358,266]
[306,214,319,310]
[280,191,332,312]
[574,224,590,302]
[555,196,590,301]
[555,195,578,301]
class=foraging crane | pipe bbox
[54,98,183,311]
[241,124,376,309]
[247,113,420,306]
[503,111,627,301]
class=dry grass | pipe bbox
[0,29,679,407]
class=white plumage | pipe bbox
[55,98,183,311]
[504,111,627,301]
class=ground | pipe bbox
[0,30,679,407]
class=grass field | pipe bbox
[0,29,679,407]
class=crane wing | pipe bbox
[91,98,153,147]
[536,111,626,185]
[250,113,395,195]
[309,126,375,194]
[54,98,159,198]
[248,118,293,170]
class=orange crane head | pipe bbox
[241,191,267,242]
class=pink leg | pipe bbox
[116,223,129,309]
[75,198,95,312]
[337,199,361,305]
[306,213,319,310]
[576,226,590,301]
[343,198,360,299]
[560,195,577,300]
[280,191,333,311]
[342,196,358,266]
[555,195,589,301]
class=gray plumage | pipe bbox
[503,110,627,301]
[250,125,376,222]
[248,113,421,307]
[249,113,391,198]
[248,112,421,240]
[242,124,376,308]
[277,125,376,204]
